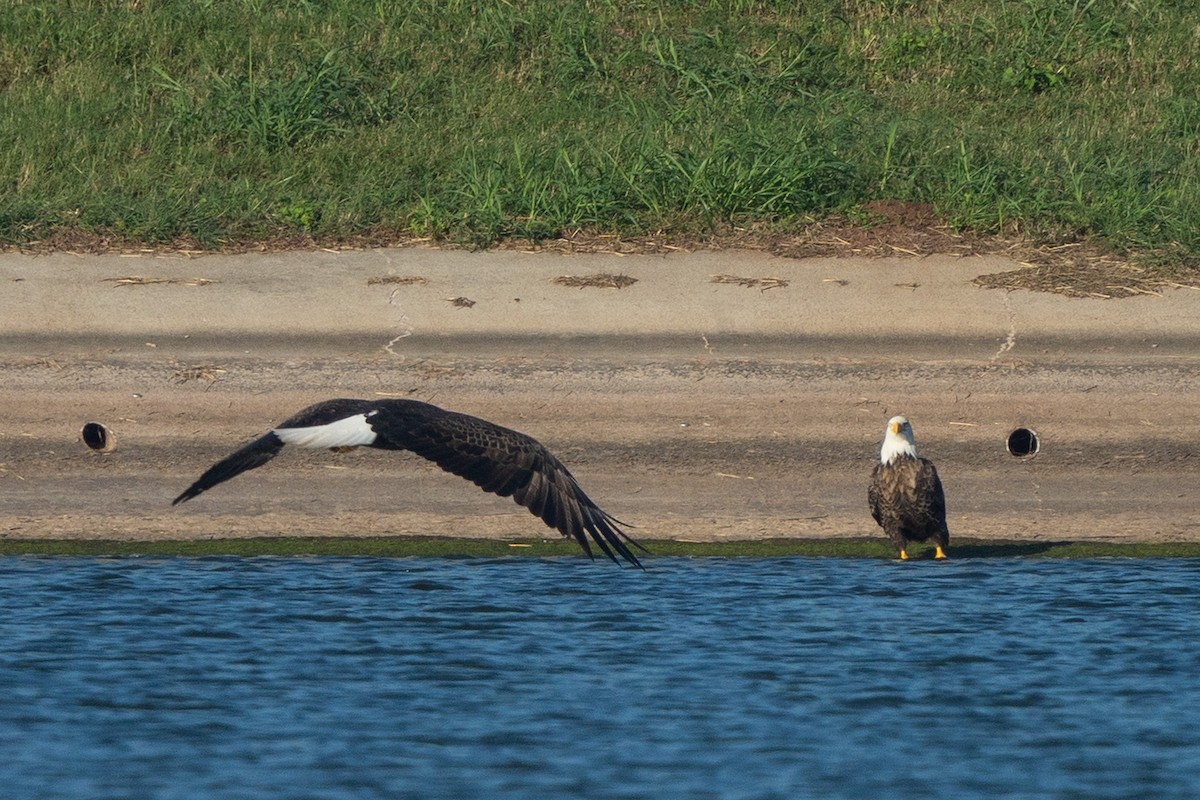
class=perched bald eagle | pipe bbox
[173,398,646,568]
[868,415,949,560]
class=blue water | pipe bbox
[2,557,1199,800]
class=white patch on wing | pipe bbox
[275,413,377,449]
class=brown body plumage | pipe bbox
[868,416,949,560]
[173,398,646,567]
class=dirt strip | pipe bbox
[2,248,1198,543]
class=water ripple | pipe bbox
[2,556,1200,799]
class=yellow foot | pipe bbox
[899,550,910,560]
[935,546,948,560]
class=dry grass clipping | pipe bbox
[104,276,218,287]
[710,274,789,291]
[367,275,429,286]
[446,296,476,308]
[551,273,639,289]
[971,244,1194,299]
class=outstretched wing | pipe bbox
[172,432,285,505]
[370,400,646,568]
[172,399,377,506]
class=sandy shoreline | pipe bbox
[2,247,1199,544]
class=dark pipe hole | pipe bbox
[81,422,111,451]
[1007,427,1039,458]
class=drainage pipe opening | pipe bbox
[1006,427,1039,458]
[81,422,117,452]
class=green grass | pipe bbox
[1,537,1198,560]
[1,1,1198,267]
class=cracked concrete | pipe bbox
[1,247,1199,543]
[992,292,1019,361]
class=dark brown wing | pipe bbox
[914,457,947,530]
[870,456,947,537]
[172,399,377,505]
[368,400,646,568]
[172,432,285,505]
[868,463,886,526]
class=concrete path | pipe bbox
[2,247,1197,543]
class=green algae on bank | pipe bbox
[1,537,1199,560]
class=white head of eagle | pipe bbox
[879,415,919,464]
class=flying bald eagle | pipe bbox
[173,398,646,568]
[868,415,949,560]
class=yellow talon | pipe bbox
[935,546,948,560]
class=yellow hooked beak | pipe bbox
[890,421,902,434]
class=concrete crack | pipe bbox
[383,288,414,357]
[992,292,1017,361]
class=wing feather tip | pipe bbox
[585,512,647,570]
